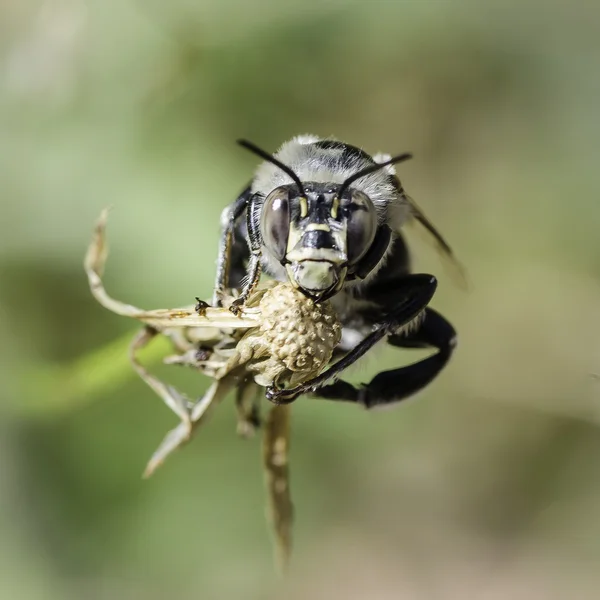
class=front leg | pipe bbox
[315,307,457,408]
[212,188,251,307]
[228,252,262,315]
[229,192,265,315]
[265,274,438,404]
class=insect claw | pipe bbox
[195,347,212,362]
[228,298,244,316]
[266,386,301,405]
[194,297,209,315]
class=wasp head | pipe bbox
[237,138,412,302]
[260,182,378,301]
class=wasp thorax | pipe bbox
[235,282,342,388]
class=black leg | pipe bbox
[212,187,251,306]
[194,297,209,315]
[229,192,266,315]
[228,252,262,315]
[315,308,457,408]
[264,274,438,404]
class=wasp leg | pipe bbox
[229,189,266,315]
[208,186,265,316]
[265,274,438,404]
[212,187,251,307]
[315,307,457,408]
[229,252,262,315]
[194,298,209,315]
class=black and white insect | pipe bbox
[210,134,461,407]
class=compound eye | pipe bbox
[261,187,290,262]
[344,190,378,264]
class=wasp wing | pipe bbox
[404,194,469,290]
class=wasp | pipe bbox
[211,135,462,406]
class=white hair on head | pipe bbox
[291,134,321,145]
[251,135,410,229]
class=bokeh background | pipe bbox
[2,0,600,598]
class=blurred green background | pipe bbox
[2,0,600,598]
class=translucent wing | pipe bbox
[404,194,469,290]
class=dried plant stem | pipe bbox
[262,404,293,574]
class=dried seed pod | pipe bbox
[85,209,344,476]
[85,209,342,394]
[220,283,342,388]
